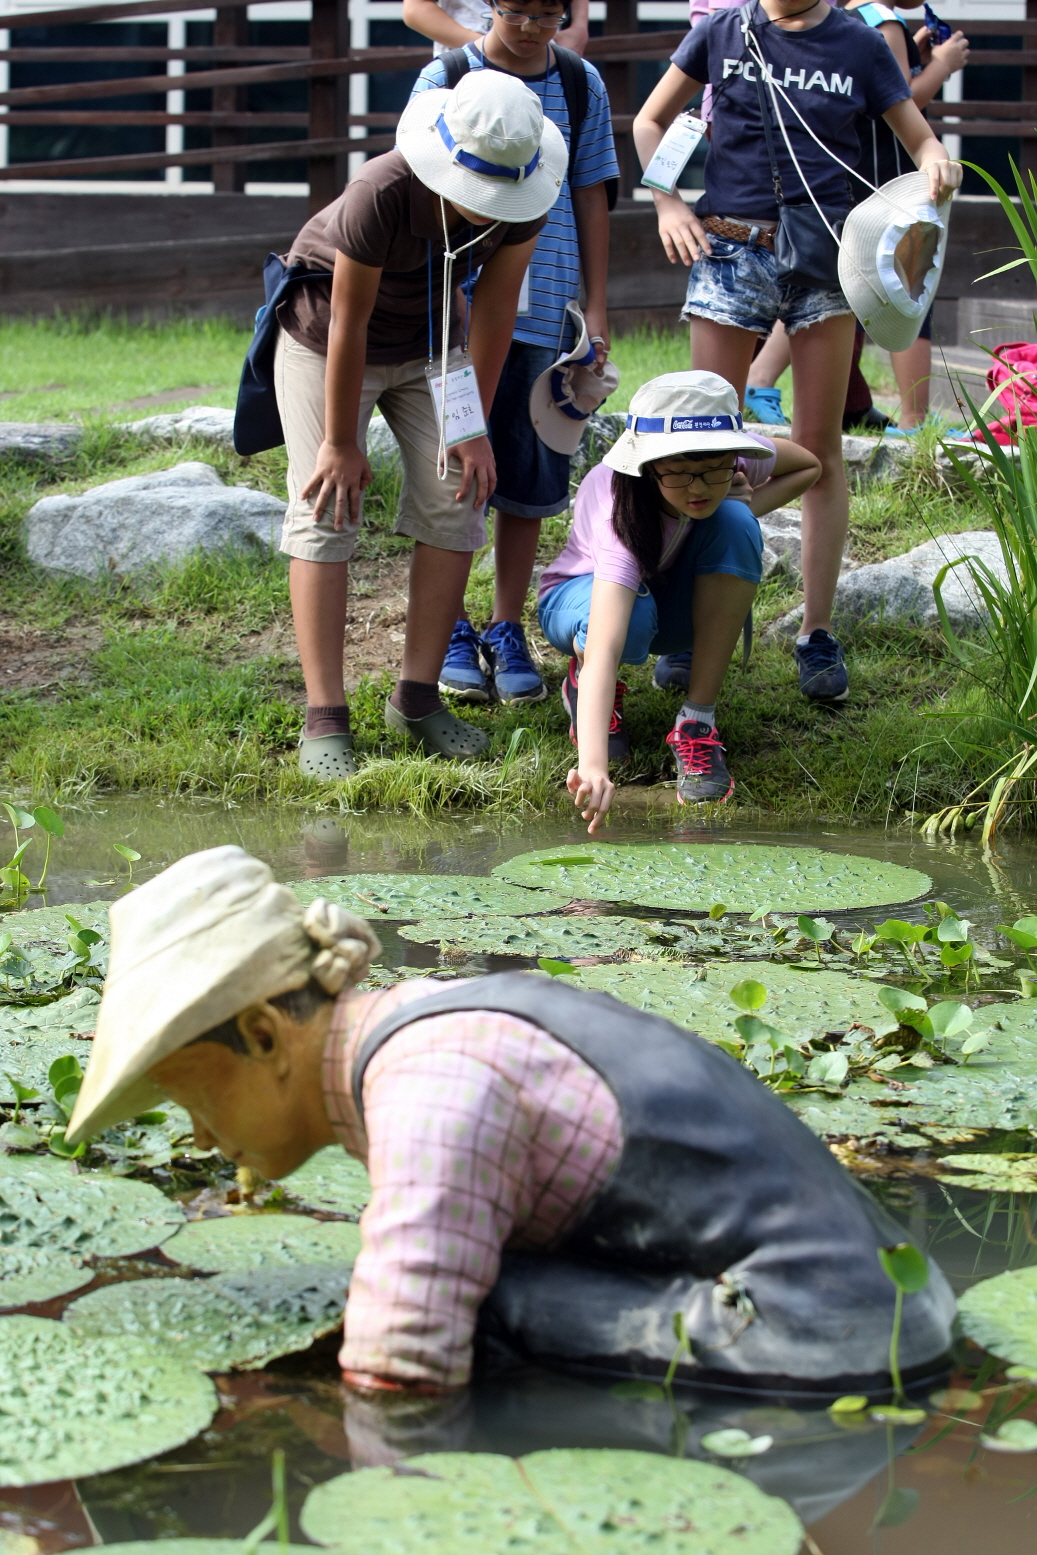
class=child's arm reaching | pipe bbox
[744,439,821,519]
[567,579,636,835]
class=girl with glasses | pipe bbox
[537,370,820,825]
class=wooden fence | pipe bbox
[2,0,1037,210]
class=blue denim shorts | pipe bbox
[682,234,851,337]
[538,498,763,663]
[488,340,572,520]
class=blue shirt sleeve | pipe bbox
[411,58,449,96]
[570,63,620,189]
[671,21,708,81]
[857,25,912,116]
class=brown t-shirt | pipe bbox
[278,151,547,365]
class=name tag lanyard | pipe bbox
[427,198,499,481]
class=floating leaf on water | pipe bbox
[399,914,675,960]
[64,1264,349,1371]
[0,1249,91,1309]
[0,1158,184,1258]
[164,1212,361,1273]
[828,1395,870,1415]
[0,1314,216,1486]
[873,1487,920,1527]
[958,1266,1037,1370]
[0,989,98,1103]
[700,1427,774,1457]
[83,1546,312,1555]
[492,844,930,914]
[301,1448,804,1555]
[980,1419,1037,1453]
[279,1147,371,1217]
[934,1152,1037,1194]
[929,1389,984,1412]
[0,903,109,985]
[867,1406,927,1425]
[288,874,571,921]
[608,1379,667,1401]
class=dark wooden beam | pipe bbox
[308,0,351,215]
[0,48,310,62]
[0,133,397,180]
[3,110,309,126]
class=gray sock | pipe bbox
[678,700,716,729]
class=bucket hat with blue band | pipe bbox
[396,71,567,224]
[603,371,773,477]
[529,302,621,455]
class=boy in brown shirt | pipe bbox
[275,71,565,775]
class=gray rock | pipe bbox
[120,405,236,449]
[25,461,286,578]
[365,415,402,470]
[770,529,1006,637]
[0,423,82,462]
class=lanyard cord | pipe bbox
[429,198,500,480]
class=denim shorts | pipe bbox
[537,498,763,664]
[682,235,851,337]
[488,340,572,520]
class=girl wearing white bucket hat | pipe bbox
[268,70,565,776]
[65,844,955,1398]
[536,371,820,824]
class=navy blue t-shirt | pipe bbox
[671,3,909,219]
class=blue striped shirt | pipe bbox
[410,44,618,351]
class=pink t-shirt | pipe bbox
[539,435,776,600]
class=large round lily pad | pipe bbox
[577,960,888,1047]
[0,1314,217,1485]
[163,1212,361,1273]
[89,1546,312,1555]
[0,986,98,1103]
[65,1263,349,1371]
[399,914,684,960]
[288,873,571,920]
[492,844,931,914]
[0,1249,92,1309]
[301,1448,803,1554]
[958,1267,1037,1371]
[0,1158,185,1257]
[280,1147,371,1217]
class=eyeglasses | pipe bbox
[491,1,570,29]
[652,464,736,489]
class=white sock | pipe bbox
[678,700,716,729]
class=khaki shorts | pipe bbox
[274,328,487,563]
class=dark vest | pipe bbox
[355,973,955,1392]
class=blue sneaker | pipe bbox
[794,629,849,702]
[480,620,547,704]
[743,386,789,426]
[653,652,692,691]
[439,619,489,702]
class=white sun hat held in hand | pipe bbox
[603,371,774,477]
[838,170,951,353]
[529,302,621,456]
[396,70,567,224]
[66,845,381,1145]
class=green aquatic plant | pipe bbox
[164,1211,361,1273]
[878,1242,930,1405]
[300,1448,804,1555]
[399,913,684,962]
[538,958,580,977]
[0,1249,92,1309]
[935,1152,1037,1194]
[279,1145,371,1218]
[289,872,571,921]
[958,1266,1037,1372]
[0,1155,184,1258]
[113,842,142,885]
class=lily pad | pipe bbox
[289,874,571,920]
[0,987,97,1102]
[493,844,931,915]
[301,1448,803,1554]
[0,902,109,982]
[958,1266,1037,1371]
[398,915,688,960]
[0,1314,216,1485]
[577,961,889,1048]
[934,1153,1037,1193]
[87,1546,313,1555]
[163,1212,361,1273]
[65,1263,349,1371]
[280,1147,371,1217]
[0,1158,185,1256]
[0,1249,91,1308]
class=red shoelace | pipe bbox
[610,680,628,733]
[666,722,722,773]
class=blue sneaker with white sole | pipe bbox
[794,629,849,702]
[653,651,692,691]
[481,620,547,704]
[743,386,789,426]
[439,619,489,702]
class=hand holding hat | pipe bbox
[529,304,621,457]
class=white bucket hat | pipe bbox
[529,303,621,455]
[66,845,381,1145]
[837,171,950,353]
[396,70,567,224]
[603,371,773,477]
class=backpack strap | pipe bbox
[551,43,618,211]
[439,44,472,89]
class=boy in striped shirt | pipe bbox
[409,0,618,705]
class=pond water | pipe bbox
[3,800,1037,1554]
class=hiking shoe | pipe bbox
[794,629,849,702]
[481,619,547,704]
[653,651,692,692]
[843,405,891,434]
[666,720,734,804]
[743,386,789,426]
[561,658,630,763]
[439,619,489,702]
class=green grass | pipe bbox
[0,315,1011,822]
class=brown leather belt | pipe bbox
[703,216,775,252]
